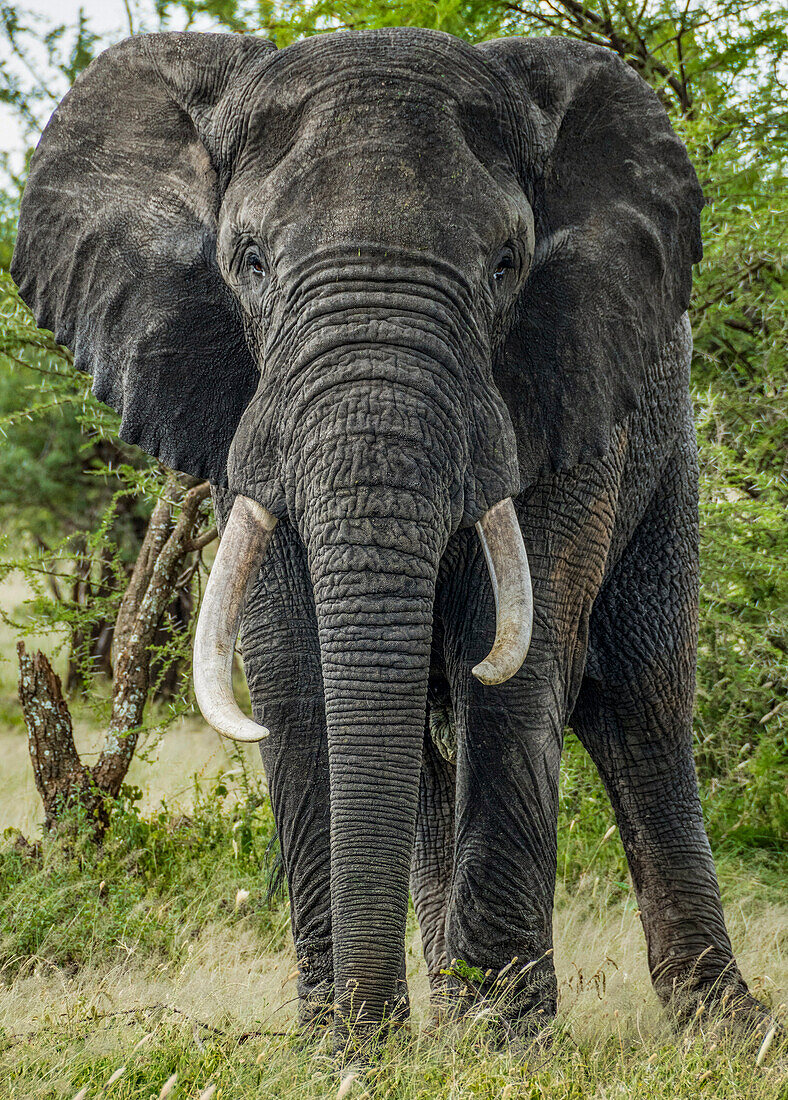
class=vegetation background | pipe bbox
[0,0,785,1095]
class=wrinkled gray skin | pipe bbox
[12,28,767,1048]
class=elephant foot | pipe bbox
[295,936,334,1035]
[654,953,778,1044]
[425,1000,555,1056]
[297,986,334,1037]
[679,987,781,1047]
[423,981,455,1035]
[331,1017,412,1064]
[427,958,557,1052]
[329,983,412,1061]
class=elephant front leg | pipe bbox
[237,516,333,1029]
[444,679,563,1036]
[571,440,767,1035]
[437,538,573,1038]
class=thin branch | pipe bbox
[1,19,60,105]
[122,0,135,35]
[675,0,693,108]
[93,481,211,794]
[185,526,217,553]
[504,0,694,113]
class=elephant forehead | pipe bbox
[223,94,523,272]
[218,28,516,183]
[302,118,502,223]
[215,33,528,272]
[247,26,508,113]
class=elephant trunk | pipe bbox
[316,527,439,1037]
[194,302,533,1044]
[292,414,447,1040]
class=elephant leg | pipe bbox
[437,533,571,1036]
[410,714,456,1005]
[444,674,563,1034]
[237,515,333,1027]
[432,446,627,1040]
[571,436,760,1030]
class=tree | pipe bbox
[18,477,215,832]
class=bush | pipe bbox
[0,775,286,977]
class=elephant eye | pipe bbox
[493,248,517,283]
[245,248,267,280]
[491,246,516,286]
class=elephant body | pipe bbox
[12,26,765,1046]
[220,313,745,1029]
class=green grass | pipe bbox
[0,778,785,1099]
[0,576,785,1097]
[0,778,288,977]
[1,990,786,1099]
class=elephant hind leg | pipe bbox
[410,715,456,1010]
[572,676,754,1025]
[571,436,765,1032]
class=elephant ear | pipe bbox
[479,36,704,481]
[11,32,275,484]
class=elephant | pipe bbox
[11,27,769,1051]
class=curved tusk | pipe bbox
[193,495,278,742]
[472,497,533,686]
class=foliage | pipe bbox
[0,268,212,695]
[0,769,284,975]
[690,112,788,852]
[0,273,145,546]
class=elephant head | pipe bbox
[11,28,702,1035]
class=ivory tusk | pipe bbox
[472,497,533,686]
[193,495,277,742]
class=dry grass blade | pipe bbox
[158,1071,178,1098]
[70,1089,88,1100]
[198,1086,217,1100]
[337,1069,361,1098]
[755,1023,778,1067]
[103,1063,126,1089]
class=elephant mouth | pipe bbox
[192,494,533,742]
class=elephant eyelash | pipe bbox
[228,237,268,282]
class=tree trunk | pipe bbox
[18,644,103,830]
[17,477,215,835]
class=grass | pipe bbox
[0,893,785,1099]
[0,575,786,1097]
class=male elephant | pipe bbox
[12,27,766,1048]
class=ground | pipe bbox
[0,573,785,1098]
